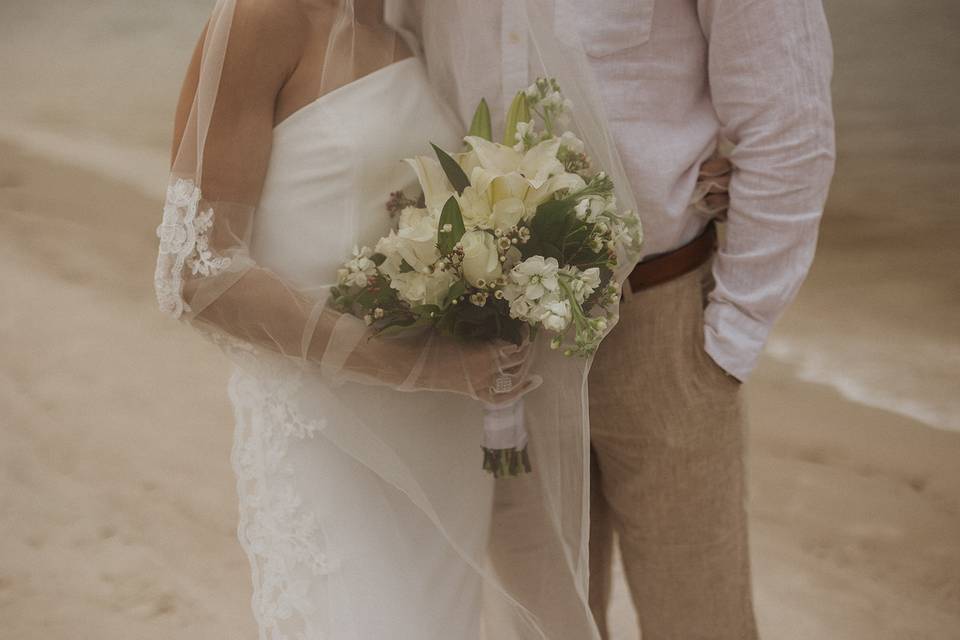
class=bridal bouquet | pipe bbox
[331,78,642,476]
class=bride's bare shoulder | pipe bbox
[225,0,310,67]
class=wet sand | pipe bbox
[1,0,959,638]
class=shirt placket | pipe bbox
[500,0,530,114]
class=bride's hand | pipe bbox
[458,338,543,406]
[335,321,541,405]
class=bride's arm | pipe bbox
[157,0,536,403]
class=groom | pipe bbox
[392,0,835,637]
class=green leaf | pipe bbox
[431,143,470,195]
[526,197,578,261]
[374,319,419,337]
[502,91,530,146]
[437,196,467,255]
[468,98,493,141]
[533,194,575,221]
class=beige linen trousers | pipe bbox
[490,260,758,640]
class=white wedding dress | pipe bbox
[153,2,639,638]
[227,58,499,639]
[157,24,599,635]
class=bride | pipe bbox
[154,0,613,638]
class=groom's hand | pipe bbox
[696,153,732,220]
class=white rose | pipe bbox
[374,230,405,278]
[459,230,502,287]
[390,269,455,306]
[396,207,441,272]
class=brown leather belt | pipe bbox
[628,221,717,292]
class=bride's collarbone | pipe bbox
[274,21,410,127]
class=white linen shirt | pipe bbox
[394,0,836,381]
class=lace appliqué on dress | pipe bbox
[154,178,232,318]
[229,369,335,640]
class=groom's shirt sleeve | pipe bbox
[697,0,836,381]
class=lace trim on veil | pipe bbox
[154,178,232,318]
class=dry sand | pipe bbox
[1,0,959,638]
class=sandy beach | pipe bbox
[1,1,958,639]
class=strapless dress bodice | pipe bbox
[250,58,463,290]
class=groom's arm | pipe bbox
[697,0,836,381]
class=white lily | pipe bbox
[456,140,585,231]
[405,156,454,213]
[465,136,564,190]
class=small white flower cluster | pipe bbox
[363,306,385,326]
[337,245,377,288]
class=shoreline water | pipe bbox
[767,337,960,434]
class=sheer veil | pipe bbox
[155,1,639,637]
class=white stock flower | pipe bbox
[502,284,533,320]
[460,230,502,287]
[532,295,572,332]
[560,266,601,303]
[540,300,572,333]
[581,267,601,293]
[510,255,560,301]
[574,196,608,223]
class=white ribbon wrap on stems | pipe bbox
[482,399,532,477]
